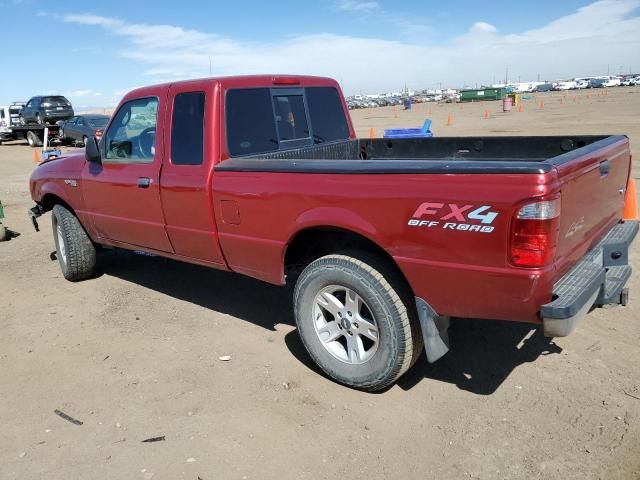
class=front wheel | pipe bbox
[52,205,96,281]
[293,253,422,391]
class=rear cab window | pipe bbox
[225,86,349,157]
[42,96,71,106]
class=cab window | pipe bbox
[171,92,205,165]
[103,97,158,163]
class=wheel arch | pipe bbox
[40,191,74,214]
[283,225,416,300]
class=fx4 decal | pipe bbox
[408,202,499,233]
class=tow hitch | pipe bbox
[29,205,43,232]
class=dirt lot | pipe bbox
[1,87,639,480]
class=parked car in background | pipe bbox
[575,79,590,89]
[60,114,110,146]
[19,96,74,125]
[533,83,554,92]
[588,78,606,88]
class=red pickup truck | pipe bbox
[29,75,637,391]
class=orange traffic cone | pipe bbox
[518,104,524,112]
[32,149,40,164]
[539,100,544,109]
[369,127,375,139]
[483,110,490,119]
[623,178,638,220]
[446,115,452,126]
[560,97,564,104]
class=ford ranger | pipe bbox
[29,75,637,391]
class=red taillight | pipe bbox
[510,198,560,268]
[272,76,300,85]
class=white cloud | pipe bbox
[56,1,640,94]
[333,1,380,12]
[470,22,498,34]
[67,89,95,97]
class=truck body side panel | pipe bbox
[212,170,559,322]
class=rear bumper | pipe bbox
[541,221,638,336]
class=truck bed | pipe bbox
[217,135,620,174]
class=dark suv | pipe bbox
[20,96,74,125]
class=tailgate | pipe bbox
[553,136,631,276]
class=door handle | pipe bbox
[599,159,610,177]
[137,177,151,188]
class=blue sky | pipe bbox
[1,0,639,108]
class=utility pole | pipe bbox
[505,64,509,85]
[537,73,540,82]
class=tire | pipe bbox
[19,116,25,126]
[82,135,88,147]
[36,113,43,125]
[293,253,422,391]
[26,131,42,148]
[52,205,96,281]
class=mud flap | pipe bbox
[415,297,450,363]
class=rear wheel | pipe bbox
[26,131,42,148]
[293,253,422,391]
[52,205,96,281]
[36,113,43,125]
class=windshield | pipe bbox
[88,118,109,128]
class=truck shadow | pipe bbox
[396,318,562,395]
[103,250,293,331]
[104,250,562,396]
[284,319,562,395]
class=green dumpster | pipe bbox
[459,87,507,102]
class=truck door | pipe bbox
[159,80,226,265]
[81,95,173,252]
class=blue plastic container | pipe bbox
[383,119,433,139]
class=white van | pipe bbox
[555,81,577,90]
[598,76,622,87]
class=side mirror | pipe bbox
[85,136,101,164]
